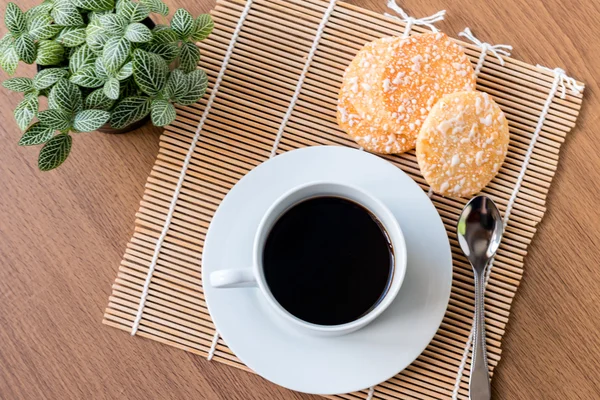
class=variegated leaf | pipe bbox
[51,0,84,26]
[125,22,152,43]
[177,68,207,105]
[99,14,128,36]
[144,43,178,63]
[110,96,150,128]
[120,78,140,98]
[34,68,68,90]
[118,1,150,23]
[179,41,200,73]
[38,133,72,171]
[36,40,64,66]
[191,14,213,41]
[3,77,33,92]
[116,61,133,80]
[164,69,187,101]
[84,88,115,110]
[95,57,109,79]
[140,0,168,16]
[38,109,72,130]
[0,33,13,52]
[14,92,39,130]
[150,99,175,127]
[132,49,168,96]
[25,2,54,23]
[57,26,86,47]
[19,122,55,146]
[103,37,131,73]
[71,0,114,11]
[171,9,194,39]
[150,25,177,44]
[103,77,120,99]
[69,44,96,73]
[28,14,61,40]
[14,34,36,64]
[0,43,19,74]
[73,109,110,132]
[5,3,26,34]
[70,64,105,88]
[87,10,110,22]
[48,78,82,114]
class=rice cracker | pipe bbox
[416,91,509,197]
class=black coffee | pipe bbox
[263,196,394,326]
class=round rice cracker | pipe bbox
[373,32,477,151]
[416,91,509,197]
[337,37,409,153]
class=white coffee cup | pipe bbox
[209,181,407,336]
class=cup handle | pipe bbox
[210,269,257,288]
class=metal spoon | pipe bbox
[457,196,503,400]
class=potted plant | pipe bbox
[0,0,213,170]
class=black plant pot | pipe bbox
[36,18,155,134]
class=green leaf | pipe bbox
[103,77,120,99]
[51,0,84,26]
[70,64,105,87]
[48,78,82,113]
[13,34,36,64]
[116,61,133,80]
[150,25,177,44]
[69,44,96,73]
[3,77,33,92]
[19,122,55,146]
[179,41,200,73]
[71,0,114,11]
[14,92,39,130]
[73,109,110,131]
[164,69,187,101]
[28,14,61,40]
[38,109,72,130]
[150,99,175,126]
[99,14,128,36]
[125,22,152,43]
[110,95,150,128]
[0,43,19,74]
[103,37,131,73]
[132,49,168,96]
[94,57,109,79]
[38,133,72,171]
[0,33,13,53]
[177,69,207,105]
[36,40,64,66]
[140,0,168,16]
[84,88,115,110]
[56,26,86,47]
[191,14,213,41]
[118,1,150,23]
[171,9,194,39]
[34,68,68,90]
[5,3,26,35]
[87,10,110,22]
[120,78,140,97]
[85,20,109,54]
[144,43,179,63]
[25,2,54,23]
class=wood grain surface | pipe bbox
[1,0,599,399]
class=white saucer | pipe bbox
[203,147,452,395]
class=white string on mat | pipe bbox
[451,66,584,400]
[458,27,512,76]
[269,0,337,158]
[366,386,375,400]
[384,0,445,38]
[129,0,255,337]
[207,331,220,361]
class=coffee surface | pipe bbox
[263,196,393,326]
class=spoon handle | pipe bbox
[470,268,491,400]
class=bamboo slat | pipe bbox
[103,0,584,399]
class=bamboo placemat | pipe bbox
[102,0,585,398]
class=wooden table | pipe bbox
[1,0,599,398]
